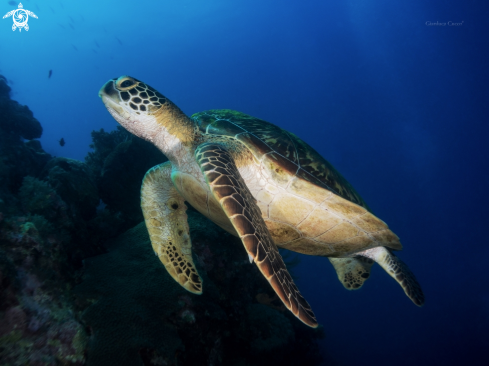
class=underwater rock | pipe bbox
[0,250,18,311]
[0,213,88,365]
[75,221,184,366]
[85,127,130,178]
[0,78,104,365]
[0,290,87,365]
[0,136,52,207]
[18,176,68,222]
[240,303,295,353]
[0,98,42,140]
[75,211,323,366]
[86,127,166,227]
[98,138,165,224]
[0,77,44,200]
[41,157,99,220]
[0,87,51,210]
[0,75,11,97]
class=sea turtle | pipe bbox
[99,76,424,327]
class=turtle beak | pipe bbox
[99,78,117,99]
[99,79,127,119]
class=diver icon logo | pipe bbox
[2,3,38,32]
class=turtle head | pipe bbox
[99,75,196,156]
[98,76,173,141]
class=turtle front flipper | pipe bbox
[195,143,318,328]
[359,247,425,306]
[329,257,374,290]
[141,162,203,294]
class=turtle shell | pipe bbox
[192,109,368,209]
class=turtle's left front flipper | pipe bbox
[195,143,318,328]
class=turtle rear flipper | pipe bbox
[195,143,318,328]
[329,257,374,290]
[141,161,203,294]
[359,247,424,306]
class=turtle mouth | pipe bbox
[103,97,120,113]
[100,93,127,118]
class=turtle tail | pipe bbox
[360,247,425,306]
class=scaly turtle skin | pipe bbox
[99,76,425,328]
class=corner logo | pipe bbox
[3,3,38,32]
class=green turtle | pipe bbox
[98,76,424,328]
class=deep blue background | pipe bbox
[1,1,488,365]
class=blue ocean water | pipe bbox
[1,0,488,365]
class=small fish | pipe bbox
[115,37,123,45]
[8,79,14,84]
[48,70,52,78]
[69,23,74,30]
[68,15,74,23]
[49,6,55,13]
[92,49,97,53]
[59,138,65,147]
[94,40,100,48]
[58,23,65,29]
[8,1,16,5]
[71,44,78,51]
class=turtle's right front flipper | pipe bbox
[141,162,203,294]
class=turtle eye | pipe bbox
[117,77,138,90]
[120,79,135,88]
